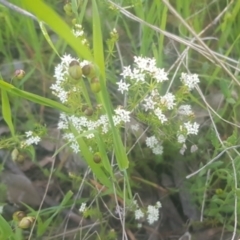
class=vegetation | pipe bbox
[0,0,240,239]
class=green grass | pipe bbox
[0,0,240,239]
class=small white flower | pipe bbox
[25,136,41,146]
[58,113,69,130]
[180,72,200,90]
[132,68,145,82]
[146,136,158,148]
[132,200,139,208]
[137,223,142,229]
[153,68,168,83]
[58,89,69,103]
[70,141,80,153]
[131,124,140,132]
[155,201,162,208]
[143,95,156,111]
[50,54,81,103]
[69,115,86,132]
[146,205,159,225]
[177,134,186,144]
[121,66,132,78]
[146,136,163,155]
[81,39,88,45]
[152,145,163,155]
[160,93,176,110]
[134,56,156,73]
[97,114,109,133]
[75,24,82,29]
[63,133,75,141]
[113,115,121,126]
[116,79,130,94]
[80,60,91,68]
[154,108,167,124]
[86,133,94,139]
[178,105,193,116]
[72,29,84,37]
[184,121,199,135]
[24,131,41,146]
[79,202,87,212]
[135,209,144,220]
[53,65,64,81]
[25,131,33,137]
[180,144,187,155]
[190,144,198,153]
[61,54,76,66]
[115,205,124,217]
[114,108,130,123]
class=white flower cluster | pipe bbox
[146,136,163,155]
[115,205,125,217]
[23,131,41,146]
[180,72,200,90]
[116,56,200,155]
[79,202,87,212]
[178,104,193,116]
[50,54,90,104]
[177,121,199,144]
[117,56,168,94]
[72,24,89,46]
[177,120,199,155]
[51,54,133,154]
[133,200,162,225]
[50,54,79,103]
[58,107,130,153]
[72,24,84,38]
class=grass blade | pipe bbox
[1,89,15,136]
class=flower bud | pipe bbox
[68,60,82,80]
[215,188,223,195]
[93,152,101,163]
[18,216,35,229]
[11,148,25,163]
[13,211,26,222]
[72,18,77,25]
[11,148,19,162]
[17,153,25,163]
[82,63,97,78]
[84,107,94,116]
[63,3,73,16]
[14,69,25,80]
[90,77,101,93]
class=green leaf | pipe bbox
[71,125,113,189]
[91,0,129,170]
[0,80,71,113]
[92,0,105,79]
[95,132,113,177]
[19,0,93,60]
[37,191,73,236]
[39,21,60,57]
[0,214,13,240]
[225,128,238,145]
[1,89,15,136]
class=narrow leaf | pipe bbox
[20,0,93,60]
[1,89,15,136]
[39,21,60,57]
[0,80,71,113]
[92,0,105,79]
